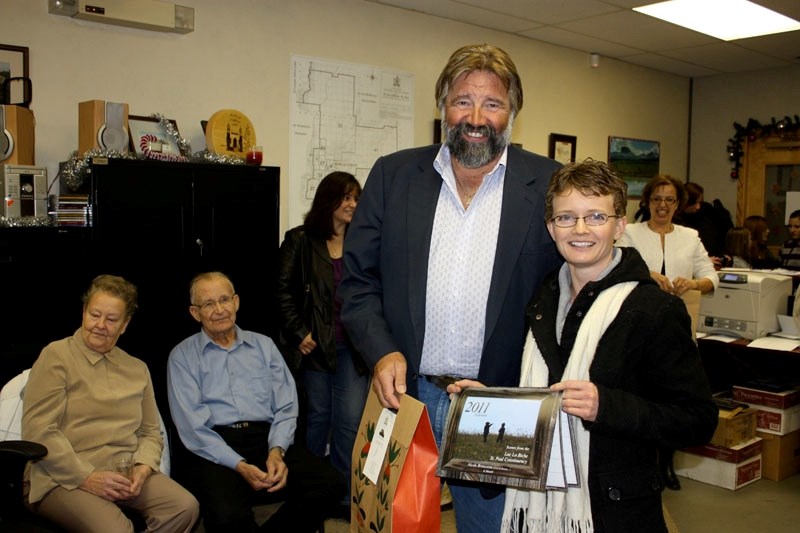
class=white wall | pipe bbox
[690,66,800,220]
[2,0,691,230]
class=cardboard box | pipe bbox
[753,404,800,436]
[710,407,757,447]
[758,429,800,481]
[683,437,763,464]
[674,451,761,490]
[733,385,800,410]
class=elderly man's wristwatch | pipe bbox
[271,446,286,458]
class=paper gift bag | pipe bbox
[351,389,440,533]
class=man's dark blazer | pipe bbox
[341,144,562,394]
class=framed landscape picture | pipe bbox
[608,136,660,198]
[437,387,571,490]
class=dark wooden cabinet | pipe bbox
[2,159,280,401]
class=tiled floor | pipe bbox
[322,473,800,532]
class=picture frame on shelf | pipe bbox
[548,133,577,164]
[0,43,30,106]
[128,115,182,157]
[608,136,660,198]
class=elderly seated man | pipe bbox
[167,271,344,532]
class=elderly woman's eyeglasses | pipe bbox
[551,213,620,228]
[650,196,677,206]
[192,294,236,313]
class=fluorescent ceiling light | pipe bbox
[634,0,800,41]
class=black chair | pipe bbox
[0,440,57,532]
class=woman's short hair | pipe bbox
[82,274,138,318]
[304,171,361,240]
[435,44,522,118]
[545,159,627,220]
[640,175,687,212]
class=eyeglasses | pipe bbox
[550,213,621,228]
[192,294,236,313]
[650,196,677,206]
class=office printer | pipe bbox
[699,270,792,339]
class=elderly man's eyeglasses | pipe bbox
[650,196,677,206]
[192,294,236,313]
[551,213,621,228]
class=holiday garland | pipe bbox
[60,113,246,193]
[727,115,800,178]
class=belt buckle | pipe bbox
[429,374,459,391]
[232,421,249,429]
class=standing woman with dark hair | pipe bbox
[275,171,368,509]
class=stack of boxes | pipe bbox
[732,385,800,481]
[673,401,762,490]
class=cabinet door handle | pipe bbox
[195,238,204,257]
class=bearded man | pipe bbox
[340,43,562,533]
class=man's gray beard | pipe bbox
[443,117,513,169]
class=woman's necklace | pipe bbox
[327,234,343,259]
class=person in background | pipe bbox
[722,227,753,269]
[744,215,781,269]
[780,209,800,270]
[340,43,562,532]
[678,182,732,259]
[22,274,199,532]
[275,171,369,512]
[449,160,717,532]
[617,175,718,296]
[167,272,344,532]
[616,174,717,491]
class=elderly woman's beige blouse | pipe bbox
[22,329,162,503]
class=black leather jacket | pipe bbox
[276,226,366,374]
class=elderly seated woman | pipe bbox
[22,274,199,532]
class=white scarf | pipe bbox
[501,281,638,533]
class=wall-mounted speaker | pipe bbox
[0,105,35,165]
[78,100,129,155]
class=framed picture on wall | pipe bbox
[548,133,577,164]
[0,43,30,105]
[608,136,660,198]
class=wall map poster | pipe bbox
[289,55,414,228]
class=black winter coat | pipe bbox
[527,247,717,533]
[276,226,366,374]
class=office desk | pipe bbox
[698,337,800,393]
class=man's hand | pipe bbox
[551,380,599,422]
[79,470,133,502]
[446,379,486,395]
[264,448,289,493]
[373,352,407,409]
[235,461,273,491]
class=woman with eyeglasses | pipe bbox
[616,175,718,297]
[22,275,199,532]
[447,160,716,532]
[275,171,369,514]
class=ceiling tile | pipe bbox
[518,26,642,57]
[662,42,794,73]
